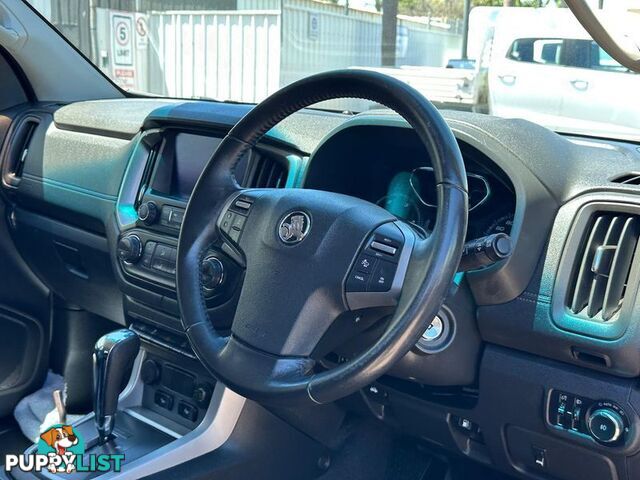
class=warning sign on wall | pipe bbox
[111,13,134,66]
[135,14,148,50]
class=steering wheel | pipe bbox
[176,70,468,406]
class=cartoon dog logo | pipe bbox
[39,425,79,473]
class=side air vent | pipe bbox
[242,152,288,188]
[2,116,39,187]
[568,213,640,321]
[611,173,640,185]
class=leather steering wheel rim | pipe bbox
[176,69,468,406]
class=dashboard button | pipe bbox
[141,241,157,268]
[169,208,184,226]
[346,271,369,292]
[155,244,173,261]
[177,402,198,422]
[155,391,174,410]
[369,261,396,292]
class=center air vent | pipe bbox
[241,152,287,188]
[568,213,640,321]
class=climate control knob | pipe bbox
[138,201,158,225]
[117,234,143,264]
[587,408,625,444]
[201,256,224,293]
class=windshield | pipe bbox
[27,0,640,141]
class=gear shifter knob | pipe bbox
[93,329,140,443]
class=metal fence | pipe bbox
[31,0,463,104]
[148,10,281,102]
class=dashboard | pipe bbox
[4,98,640,480]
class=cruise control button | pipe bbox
[355,254,377,274]
[346,271,369,292]
[369,260,396,292]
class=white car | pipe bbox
[487,8,640,138]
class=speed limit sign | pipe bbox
[111,13,133,66]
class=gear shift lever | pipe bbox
[93,329,140,443]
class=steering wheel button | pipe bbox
[346,271,370,292]
[231,214,246,231]
[370,241,397,256]
[355,254,377,274]
[221,212,236,234]
[370,260,396,292]
[229,227,242,243]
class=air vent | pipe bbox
[3,116,39,187]
[135,142,160,207]
[611,173,640,185]
[568,213,640,321]
[242,152,287,188]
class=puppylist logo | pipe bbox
[5,424,125,474]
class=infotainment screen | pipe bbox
[150,132,223,199]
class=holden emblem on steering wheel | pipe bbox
[278,211,311,244]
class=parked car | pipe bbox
[486,7,640,138]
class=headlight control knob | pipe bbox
[587,408,625,444]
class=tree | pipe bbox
[396,0,549,19]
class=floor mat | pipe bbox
[316,421,393,480]
[13,371,82,443]
[315,419,515,480]
[0,418,31,458]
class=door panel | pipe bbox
[0,51,51,418]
